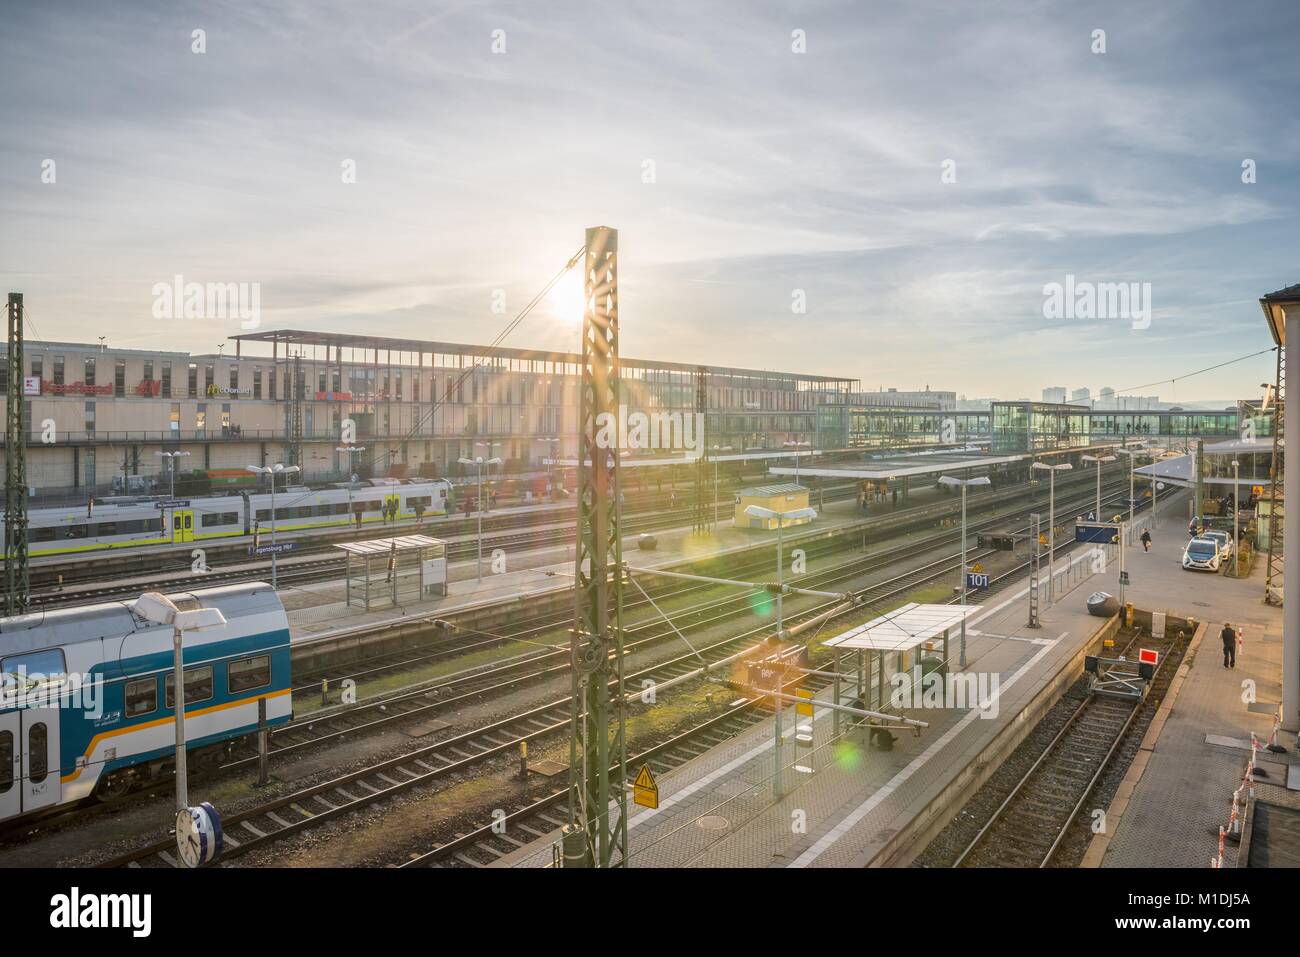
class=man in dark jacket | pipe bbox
[1140,528,1152,551]
[1221,622,1237,669]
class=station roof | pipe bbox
[736,483,807,497]
[825,603,983,653]
[1260,283,1300,346]
[231,329,855,385]
[768,449,1024,481]
[545,450,819,468]
[1133,440,1275,489]
[334,534,445,555]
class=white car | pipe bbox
[1202,529,1234,562]
[1182,536,1222,572]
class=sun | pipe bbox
[546,268,584,329]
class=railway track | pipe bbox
[2,478,1134,847]
[951,623,1178,868]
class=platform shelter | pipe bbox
[334,534,447,610]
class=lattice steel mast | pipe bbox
[288,352,304,473]
[693,365,711,534]
[564,227,628,868]
[4,292,29,617]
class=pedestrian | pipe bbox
[1221,621,1237,669]
[1140,527,1152,551]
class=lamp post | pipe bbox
[743,505,815,802]
[1081,454,1116,521]
[743,503,818,640]
[475,441,502,512]
[245,463,300,588]
[336,446,366,528]
[938,475,991,667]
[784,440,811,484]
[712,445,734,524]
[155,449,191,500]
[1116,446,1149,545]
[130,592,227,812]
[458,454,503,580]
[1031,462,1073,605]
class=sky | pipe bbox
[1,0,1297,404]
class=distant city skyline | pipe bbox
[1,0,1295,402]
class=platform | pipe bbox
[492,536,1130,868]
[283,488,904,646]
[1084,527,1291,868]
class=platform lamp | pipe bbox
[1115,445,1150,545]
[1081,453,1116,521]
[938,475,990,667]
[784,440,811,484]
[458,453,503,581]
[335,446,366,527]
[475,441,503,513]
[743,504,818,641]
[245,463,299,589]
[130,591,227,813]
[155,449,191,501]
[1030,462,1072,605]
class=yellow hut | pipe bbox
[735,483,813,529]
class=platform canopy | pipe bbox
[545,449,817,468]
[769,450,1024,481]
[334,533,445,555]
[825,602,982,653]
[1134,439,1276,490]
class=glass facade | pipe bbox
[992,402,1089,453]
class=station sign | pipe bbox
[966,572,989,590]
[795,687,815,717]
[22,375,41,396]
[249,542,298,556]
[155,499,191,509]
[1119,571,1130,585]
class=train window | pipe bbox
[228,655,271,693]
[0,730,11,794]
[200,512,238,528]
[65,524,88,539]
[124,676,158,717]
[274,507,291,521]
[1,648,67,689]
[294,506,314,518]
[144,518,162,533]
[164,665,215,709]
[360,500,380,512]
[255,509,271,522]
[94,522,118,537]
[332,503,349,515]
[30,527,55,542]
[408,496,432,508]
[28,723,48,785]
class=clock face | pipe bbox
[176,808,204,868]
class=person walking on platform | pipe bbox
[1140,528,1152,551]
[1221,622,1238,669]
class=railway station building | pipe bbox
[0,330,857,500]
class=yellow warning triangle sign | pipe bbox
[633,764,656,791]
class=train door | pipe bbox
[172,509,195,543]
[0,709,61,816]
[0,712,18,820]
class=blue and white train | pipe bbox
[0,582,292,823]
[23,478,452,559]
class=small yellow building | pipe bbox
[735,483,813,529]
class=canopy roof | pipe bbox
[824,602,982,652]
